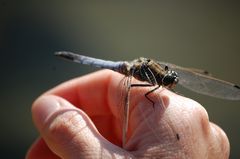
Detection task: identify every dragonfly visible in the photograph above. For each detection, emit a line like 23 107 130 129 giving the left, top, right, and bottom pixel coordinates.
55 51 240 146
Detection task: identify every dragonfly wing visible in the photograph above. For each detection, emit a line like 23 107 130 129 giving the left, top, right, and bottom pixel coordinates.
183 68 212 76
158 62 240 100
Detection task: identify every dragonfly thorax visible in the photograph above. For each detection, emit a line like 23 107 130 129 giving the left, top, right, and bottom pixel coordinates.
126 57 179 89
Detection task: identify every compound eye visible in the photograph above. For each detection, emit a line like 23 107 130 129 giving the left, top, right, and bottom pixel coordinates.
162 75 172 86
162 70 179 88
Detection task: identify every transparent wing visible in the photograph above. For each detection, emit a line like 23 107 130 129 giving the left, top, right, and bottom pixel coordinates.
158 62 240 100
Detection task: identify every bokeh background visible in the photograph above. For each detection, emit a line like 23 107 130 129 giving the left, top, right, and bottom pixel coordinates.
1 1 239 158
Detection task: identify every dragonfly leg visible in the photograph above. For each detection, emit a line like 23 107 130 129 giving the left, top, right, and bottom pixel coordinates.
131 84 160 108
144 85 160 108
131 83 153 87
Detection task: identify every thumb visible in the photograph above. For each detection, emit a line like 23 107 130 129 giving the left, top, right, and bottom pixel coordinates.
32 95 125 158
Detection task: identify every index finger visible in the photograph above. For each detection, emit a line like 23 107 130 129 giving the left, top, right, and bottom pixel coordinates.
44 70 124 117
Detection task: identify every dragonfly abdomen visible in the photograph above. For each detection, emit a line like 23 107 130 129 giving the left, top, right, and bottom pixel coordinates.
55 51 126 72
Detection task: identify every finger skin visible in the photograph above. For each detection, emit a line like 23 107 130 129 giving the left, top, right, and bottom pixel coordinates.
207 123 230 159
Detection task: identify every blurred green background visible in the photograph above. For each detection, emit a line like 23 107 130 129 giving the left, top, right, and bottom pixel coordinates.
1 1 239 158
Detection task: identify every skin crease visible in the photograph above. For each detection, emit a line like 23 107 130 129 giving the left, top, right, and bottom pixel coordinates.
26 70 230 159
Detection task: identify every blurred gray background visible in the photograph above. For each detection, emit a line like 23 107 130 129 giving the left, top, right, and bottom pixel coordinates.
1 1 239 158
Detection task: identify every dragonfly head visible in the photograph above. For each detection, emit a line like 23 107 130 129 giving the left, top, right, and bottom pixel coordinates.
162 70 179 89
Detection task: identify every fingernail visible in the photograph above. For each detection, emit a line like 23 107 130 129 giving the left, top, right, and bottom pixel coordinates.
32 96 61 129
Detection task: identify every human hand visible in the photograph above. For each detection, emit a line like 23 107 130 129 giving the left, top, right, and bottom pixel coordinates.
26 70 229 159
